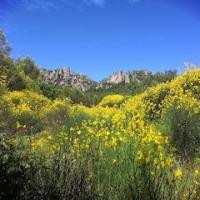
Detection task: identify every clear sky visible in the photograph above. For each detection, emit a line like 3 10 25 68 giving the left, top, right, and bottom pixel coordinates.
0 0 200 80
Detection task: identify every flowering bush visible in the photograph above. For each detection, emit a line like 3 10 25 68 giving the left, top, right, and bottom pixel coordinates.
98 94 125 107
0 91 71 134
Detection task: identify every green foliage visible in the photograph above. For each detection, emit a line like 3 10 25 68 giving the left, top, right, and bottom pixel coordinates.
0 134 29 199
61 87 85 104
0 84 7 95
7 72 27 91
15 57 40 80
163 97 200 160
38 81 62 100
7 71 41 92
0 133 95 200
0 57 40 92
0 53 14 88
23 155 95 200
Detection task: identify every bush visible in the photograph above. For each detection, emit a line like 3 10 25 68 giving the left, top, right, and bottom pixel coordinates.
0 134 29 199
7 73 27 91
15 57 40 80
38 81 62 100
42 98 71 131
23 155 95 200
171 68 200 100
162 95 200 160
99 94 125 107
0 133 96 200
0 91 51 134
143 83 170 121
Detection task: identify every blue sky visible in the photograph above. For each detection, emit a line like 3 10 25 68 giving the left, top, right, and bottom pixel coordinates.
0 0 200 80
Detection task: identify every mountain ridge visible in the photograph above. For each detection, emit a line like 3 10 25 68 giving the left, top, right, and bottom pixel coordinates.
40 67 151 91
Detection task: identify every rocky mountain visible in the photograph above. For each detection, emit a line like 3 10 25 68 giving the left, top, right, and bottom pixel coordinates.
40 67 96 92
102 70 150 84
40 67 151 91
98 70 151 89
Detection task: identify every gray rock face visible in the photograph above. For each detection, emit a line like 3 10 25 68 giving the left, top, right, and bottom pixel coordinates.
40 67 96 92
106 71 130 84
100 70 150 85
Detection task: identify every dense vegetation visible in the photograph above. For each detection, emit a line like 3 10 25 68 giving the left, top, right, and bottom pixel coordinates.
0 31 200 200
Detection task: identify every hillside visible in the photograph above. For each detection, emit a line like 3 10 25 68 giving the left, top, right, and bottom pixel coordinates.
0 66 200 199
0 31 200 200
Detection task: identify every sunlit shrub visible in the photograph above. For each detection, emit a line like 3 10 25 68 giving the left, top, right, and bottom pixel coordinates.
42 98 71 130
0 91 50 134
99 94 125 107
144 83 170 120
171 68 200 100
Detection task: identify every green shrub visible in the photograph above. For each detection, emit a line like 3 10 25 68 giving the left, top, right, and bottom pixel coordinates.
0 133 95 200
163 96 200 160
0 134 29 199
38 81 62 100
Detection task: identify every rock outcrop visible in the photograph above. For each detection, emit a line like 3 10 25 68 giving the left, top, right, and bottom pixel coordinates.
40 67 96 92
100 70 150 85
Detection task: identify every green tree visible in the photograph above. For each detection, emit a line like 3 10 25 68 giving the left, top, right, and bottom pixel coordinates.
61 87 85 104
0 31 14 88
16 57 40 80
7 73 27 91
38 81 62 100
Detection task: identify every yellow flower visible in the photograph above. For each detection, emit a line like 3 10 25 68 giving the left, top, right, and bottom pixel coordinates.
165 157 174 167
174 168 183 179
112 159 117 164
171 147 177 153
77 130 81 135
194 169 199 176
16 122 22 129
137 150 145 161
48 135 52 140
70 127 75 131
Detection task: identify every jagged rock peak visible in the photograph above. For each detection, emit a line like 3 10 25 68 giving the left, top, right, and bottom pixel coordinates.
40 67 96 92
106 70 130 84
103 70 151 84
